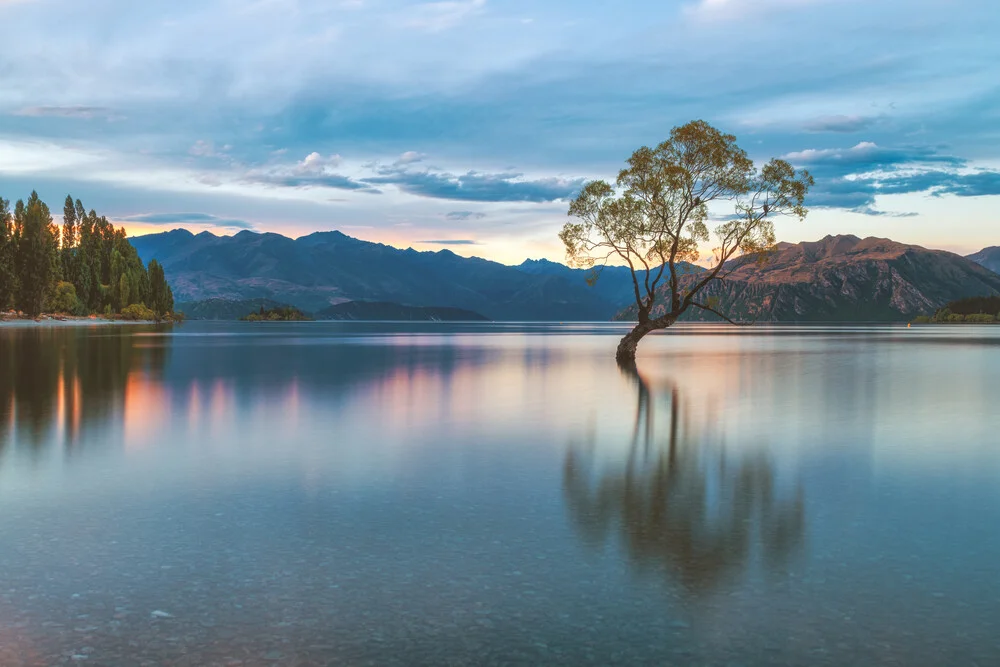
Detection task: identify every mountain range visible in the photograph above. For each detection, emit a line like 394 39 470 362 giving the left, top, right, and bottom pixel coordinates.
131 229 696 321
133 229 1000 323
617 235 1000 322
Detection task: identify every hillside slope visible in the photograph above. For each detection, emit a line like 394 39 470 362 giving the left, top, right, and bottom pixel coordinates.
967 246 1000 274
616 235 1000 322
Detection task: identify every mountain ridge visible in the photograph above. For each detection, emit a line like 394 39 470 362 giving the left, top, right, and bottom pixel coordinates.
967 246 1000 274
130 229 632 321
616 234 1000 322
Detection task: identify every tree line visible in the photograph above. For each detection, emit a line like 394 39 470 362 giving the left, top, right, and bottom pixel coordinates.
0 192 175 319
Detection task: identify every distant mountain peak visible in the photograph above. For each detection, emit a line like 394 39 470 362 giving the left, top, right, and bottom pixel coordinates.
968 246 1000 275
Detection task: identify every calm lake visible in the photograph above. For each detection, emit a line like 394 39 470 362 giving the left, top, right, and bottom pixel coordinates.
1 322 999 666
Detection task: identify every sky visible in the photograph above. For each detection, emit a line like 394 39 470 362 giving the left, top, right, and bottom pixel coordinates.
0 0 998 265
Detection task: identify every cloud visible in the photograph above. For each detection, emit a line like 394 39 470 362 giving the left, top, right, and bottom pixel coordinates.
445 211 487 220
417 239 479 245
395 151 426 165
246 172 379 191
122 212 254 230
784 142 963 170
242 152 378 192
364 166 586 202
189 140 230 158
14 106 121 120
790 141 1000 214
404 0 486 32
299 151 343 171
685 0 821 21
802 115 877 133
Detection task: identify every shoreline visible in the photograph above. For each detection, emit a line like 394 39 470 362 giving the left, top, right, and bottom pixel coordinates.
0 312 165 327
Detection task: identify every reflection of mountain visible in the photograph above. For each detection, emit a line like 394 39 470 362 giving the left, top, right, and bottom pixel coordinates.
563 367 805 594
0 326 169 453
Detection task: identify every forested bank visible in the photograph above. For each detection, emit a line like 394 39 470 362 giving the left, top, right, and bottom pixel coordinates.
0 192 177 320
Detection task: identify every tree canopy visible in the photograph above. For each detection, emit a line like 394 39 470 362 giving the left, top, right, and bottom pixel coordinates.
560 120 812 363
0 191 176 319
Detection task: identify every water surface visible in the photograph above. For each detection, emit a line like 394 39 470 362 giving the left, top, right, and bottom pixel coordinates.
2 322 999 666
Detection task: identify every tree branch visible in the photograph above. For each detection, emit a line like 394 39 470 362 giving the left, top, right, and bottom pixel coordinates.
689 301 752 326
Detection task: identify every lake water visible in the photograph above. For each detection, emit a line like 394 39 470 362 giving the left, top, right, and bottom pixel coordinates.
1 322 999 666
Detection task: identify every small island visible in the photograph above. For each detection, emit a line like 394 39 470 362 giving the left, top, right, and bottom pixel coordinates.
912 296 1000 324
241 305 312 322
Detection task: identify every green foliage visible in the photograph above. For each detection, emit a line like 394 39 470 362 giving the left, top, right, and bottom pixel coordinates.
241 305 312 321
147 258 174 317
0 197 16 309
47 281 85 315
0 190 180 320
120 303 155 321
917 296 1000 324
939 295 1000 317
16 192 57 316
561 120 812 329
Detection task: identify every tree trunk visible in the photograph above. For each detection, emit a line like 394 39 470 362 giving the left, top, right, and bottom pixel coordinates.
615 317 676 366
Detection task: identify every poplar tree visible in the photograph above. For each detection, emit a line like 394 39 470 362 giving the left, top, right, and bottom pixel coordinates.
0 198 14 309
15 192 57 316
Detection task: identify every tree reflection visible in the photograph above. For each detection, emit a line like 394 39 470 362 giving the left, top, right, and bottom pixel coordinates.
563 365 805 594
0 326 169 455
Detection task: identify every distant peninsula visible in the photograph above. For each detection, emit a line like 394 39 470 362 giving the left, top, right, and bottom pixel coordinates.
912 296 1000 324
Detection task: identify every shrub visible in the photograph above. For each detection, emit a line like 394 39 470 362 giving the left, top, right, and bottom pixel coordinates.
911 315 931 324
46 281 85 315
121 303 155 321
964 313 996 324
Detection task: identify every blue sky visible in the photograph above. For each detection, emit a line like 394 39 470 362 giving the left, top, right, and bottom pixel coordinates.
1 0 998 264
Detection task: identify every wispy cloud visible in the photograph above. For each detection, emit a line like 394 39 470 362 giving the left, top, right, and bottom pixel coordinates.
364 165 585 202
404 0 486 32
785 141 1000 214
802 115 877 133
394 151 426 165
417 239 480 245
14 106 121 120
445 211 486 220
685 0 823 21
121 212 254 230
241 152 379 192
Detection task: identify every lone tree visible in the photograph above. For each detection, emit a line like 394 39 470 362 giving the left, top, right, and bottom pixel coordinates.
560 120 812 365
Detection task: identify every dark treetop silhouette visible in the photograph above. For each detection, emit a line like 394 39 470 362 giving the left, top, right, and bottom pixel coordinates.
560 120 812 364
